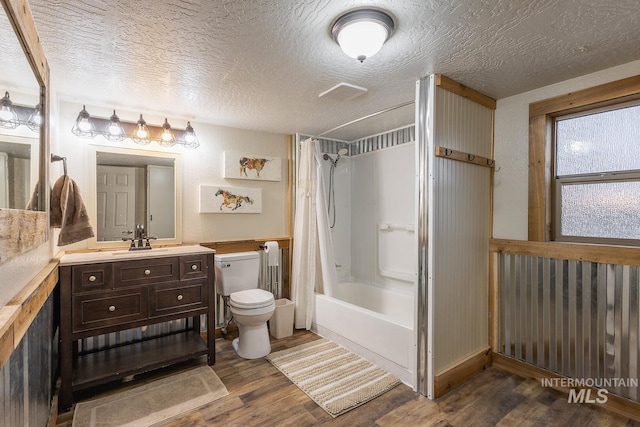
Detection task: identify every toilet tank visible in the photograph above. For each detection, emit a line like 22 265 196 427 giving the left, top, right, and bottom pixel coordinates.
215 251 260 296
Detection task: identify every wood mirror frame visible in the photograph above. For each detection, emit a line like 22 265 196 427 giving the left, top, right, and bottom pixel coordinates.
0 0 50 264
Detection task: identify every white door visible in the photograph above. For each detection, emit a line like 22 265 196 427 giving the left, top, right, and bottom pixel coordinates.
97 165 136 241
147 165 174 239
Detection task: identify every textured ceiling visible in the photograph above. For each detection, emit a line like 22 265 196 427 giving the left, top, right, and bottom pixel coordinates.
18 0 640 140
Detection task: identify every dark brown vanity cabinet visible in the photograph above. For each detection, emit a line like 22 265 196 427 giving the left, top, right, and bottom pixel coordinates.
58 248 215 412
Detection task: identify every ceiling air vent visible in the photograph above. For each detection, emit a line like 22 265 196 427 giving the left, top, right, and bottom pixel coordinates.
318 82 367 102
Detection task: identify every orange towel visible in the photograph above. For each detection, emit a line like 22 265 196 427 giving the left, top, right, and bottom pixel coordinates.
51 175 94 246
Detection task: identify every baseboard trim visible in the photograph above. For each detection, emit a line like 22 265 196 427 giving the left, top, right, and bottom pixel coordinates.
493 352 640 421
434 346 492 398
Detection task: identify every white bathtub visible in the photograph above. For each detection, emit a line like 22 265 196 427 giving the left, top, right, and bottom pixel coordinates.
311 281 415 387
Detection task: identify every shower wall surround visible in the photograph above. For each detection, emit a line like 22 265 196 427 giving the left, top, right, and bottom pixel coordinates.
315 125 416 289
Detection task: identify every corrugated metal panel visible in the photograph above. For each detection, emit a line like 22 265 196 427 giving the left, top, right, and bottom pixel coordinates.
351 125 415 155
301 126 415 157
79 319 190 353
431 86 493 374
0 293 54 426
498 254 640 401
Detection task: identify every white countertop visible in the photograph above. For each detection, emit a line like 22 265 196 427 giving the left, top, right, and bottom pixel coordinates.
59 245 215 266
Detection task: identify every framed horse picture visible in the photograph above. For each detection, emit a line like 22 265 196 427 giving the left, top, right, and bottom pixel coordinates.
223 151 281 181
199 185 262 213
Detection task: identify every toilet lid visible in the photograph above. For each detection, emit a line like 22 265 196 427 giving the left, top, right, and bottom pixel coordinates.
230 289 275 309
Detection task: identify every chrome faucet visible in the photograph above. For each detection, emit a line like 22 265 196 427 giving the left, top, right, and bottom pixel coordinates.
136 224 145 247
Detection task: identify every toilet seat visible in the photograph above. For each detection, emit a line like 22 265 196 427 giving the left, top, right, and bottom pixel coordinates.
230 289 274 309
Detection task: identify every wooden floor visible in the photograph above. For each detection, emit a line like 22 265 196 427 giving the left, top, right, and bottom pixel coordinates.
56 330 639 426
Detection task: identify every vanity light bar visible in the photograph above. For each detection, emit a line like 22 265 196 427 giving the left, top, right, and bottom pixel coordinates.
71 105 199 149
0 91 41 131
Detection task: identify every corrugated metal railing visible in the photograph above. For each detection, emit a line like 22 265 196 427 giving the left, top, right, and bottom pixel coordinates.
498 253 639 401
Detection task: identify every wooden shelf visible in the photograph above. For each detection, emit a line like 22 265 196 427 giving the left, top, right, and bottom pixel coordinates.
72 331 208 391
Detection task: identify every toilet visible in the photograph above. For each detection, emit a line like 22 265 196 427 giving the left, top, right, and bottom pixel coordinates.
215 251 275 359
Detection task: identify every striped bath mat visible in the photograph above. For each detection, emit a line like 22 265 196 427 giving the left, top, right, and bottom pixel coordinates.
266 338 400 417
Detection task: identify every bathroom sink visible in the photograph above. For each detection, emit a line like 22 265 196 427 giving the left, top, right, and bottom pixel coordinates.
110 248 170 256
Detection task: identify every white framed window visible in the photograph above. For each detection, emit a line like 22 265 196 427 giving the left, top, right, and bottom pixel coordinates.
553 102 640 244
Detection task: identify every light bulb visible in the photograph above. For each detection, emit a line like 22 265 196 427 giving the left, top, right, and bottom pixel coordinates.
78 118 91 132
72 105 94 137
109 122 122 136
108 111 122 135
0 91 18 127
184 121 196 143
105 110 125 141
158 118 175 146
0 107 13 122
132 114 151 144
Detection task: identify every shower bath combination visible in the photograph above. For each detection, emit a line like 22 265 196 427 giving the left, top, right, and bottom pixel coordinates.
323 148 348 229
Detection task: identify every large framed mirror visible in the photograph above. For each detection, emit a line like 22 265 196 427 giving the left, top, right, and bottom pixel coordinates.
87 145 182 249
0 0 49 264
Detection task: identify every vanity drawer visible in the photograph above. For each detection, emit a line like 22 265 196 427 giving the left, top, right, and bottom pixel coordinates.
149 281 208 317
72 263 113 293
114 257 180 287
180 254 209 280
72 288 149 332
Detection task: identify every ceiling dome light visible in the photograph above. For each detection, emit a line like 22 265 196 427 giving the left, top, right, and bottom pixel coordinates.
331 9 395 63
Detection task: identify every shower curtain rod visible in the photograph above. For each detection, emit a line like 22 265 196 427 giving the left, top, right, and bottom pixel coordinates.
313 100 415 139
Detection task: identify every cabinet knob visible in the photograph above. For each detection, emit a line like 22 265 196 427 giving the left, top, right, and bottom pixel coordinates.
177 294 184 301
144 269 151 276
88 275 96 282
191 264 198 271
108 305 116 312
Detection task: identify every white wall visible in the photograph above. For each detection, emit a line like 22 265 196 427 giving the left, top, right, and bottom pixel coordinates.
493 59 640 240
55 100 289 252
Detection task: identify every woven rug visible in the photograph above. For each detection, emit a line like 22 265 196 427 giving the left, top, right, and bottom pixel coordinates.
72 366 228 427
266 338 400 417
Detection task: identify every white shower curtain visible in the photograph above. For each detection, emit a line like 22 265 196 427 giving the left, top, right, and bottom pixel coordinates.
291 138 338 330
